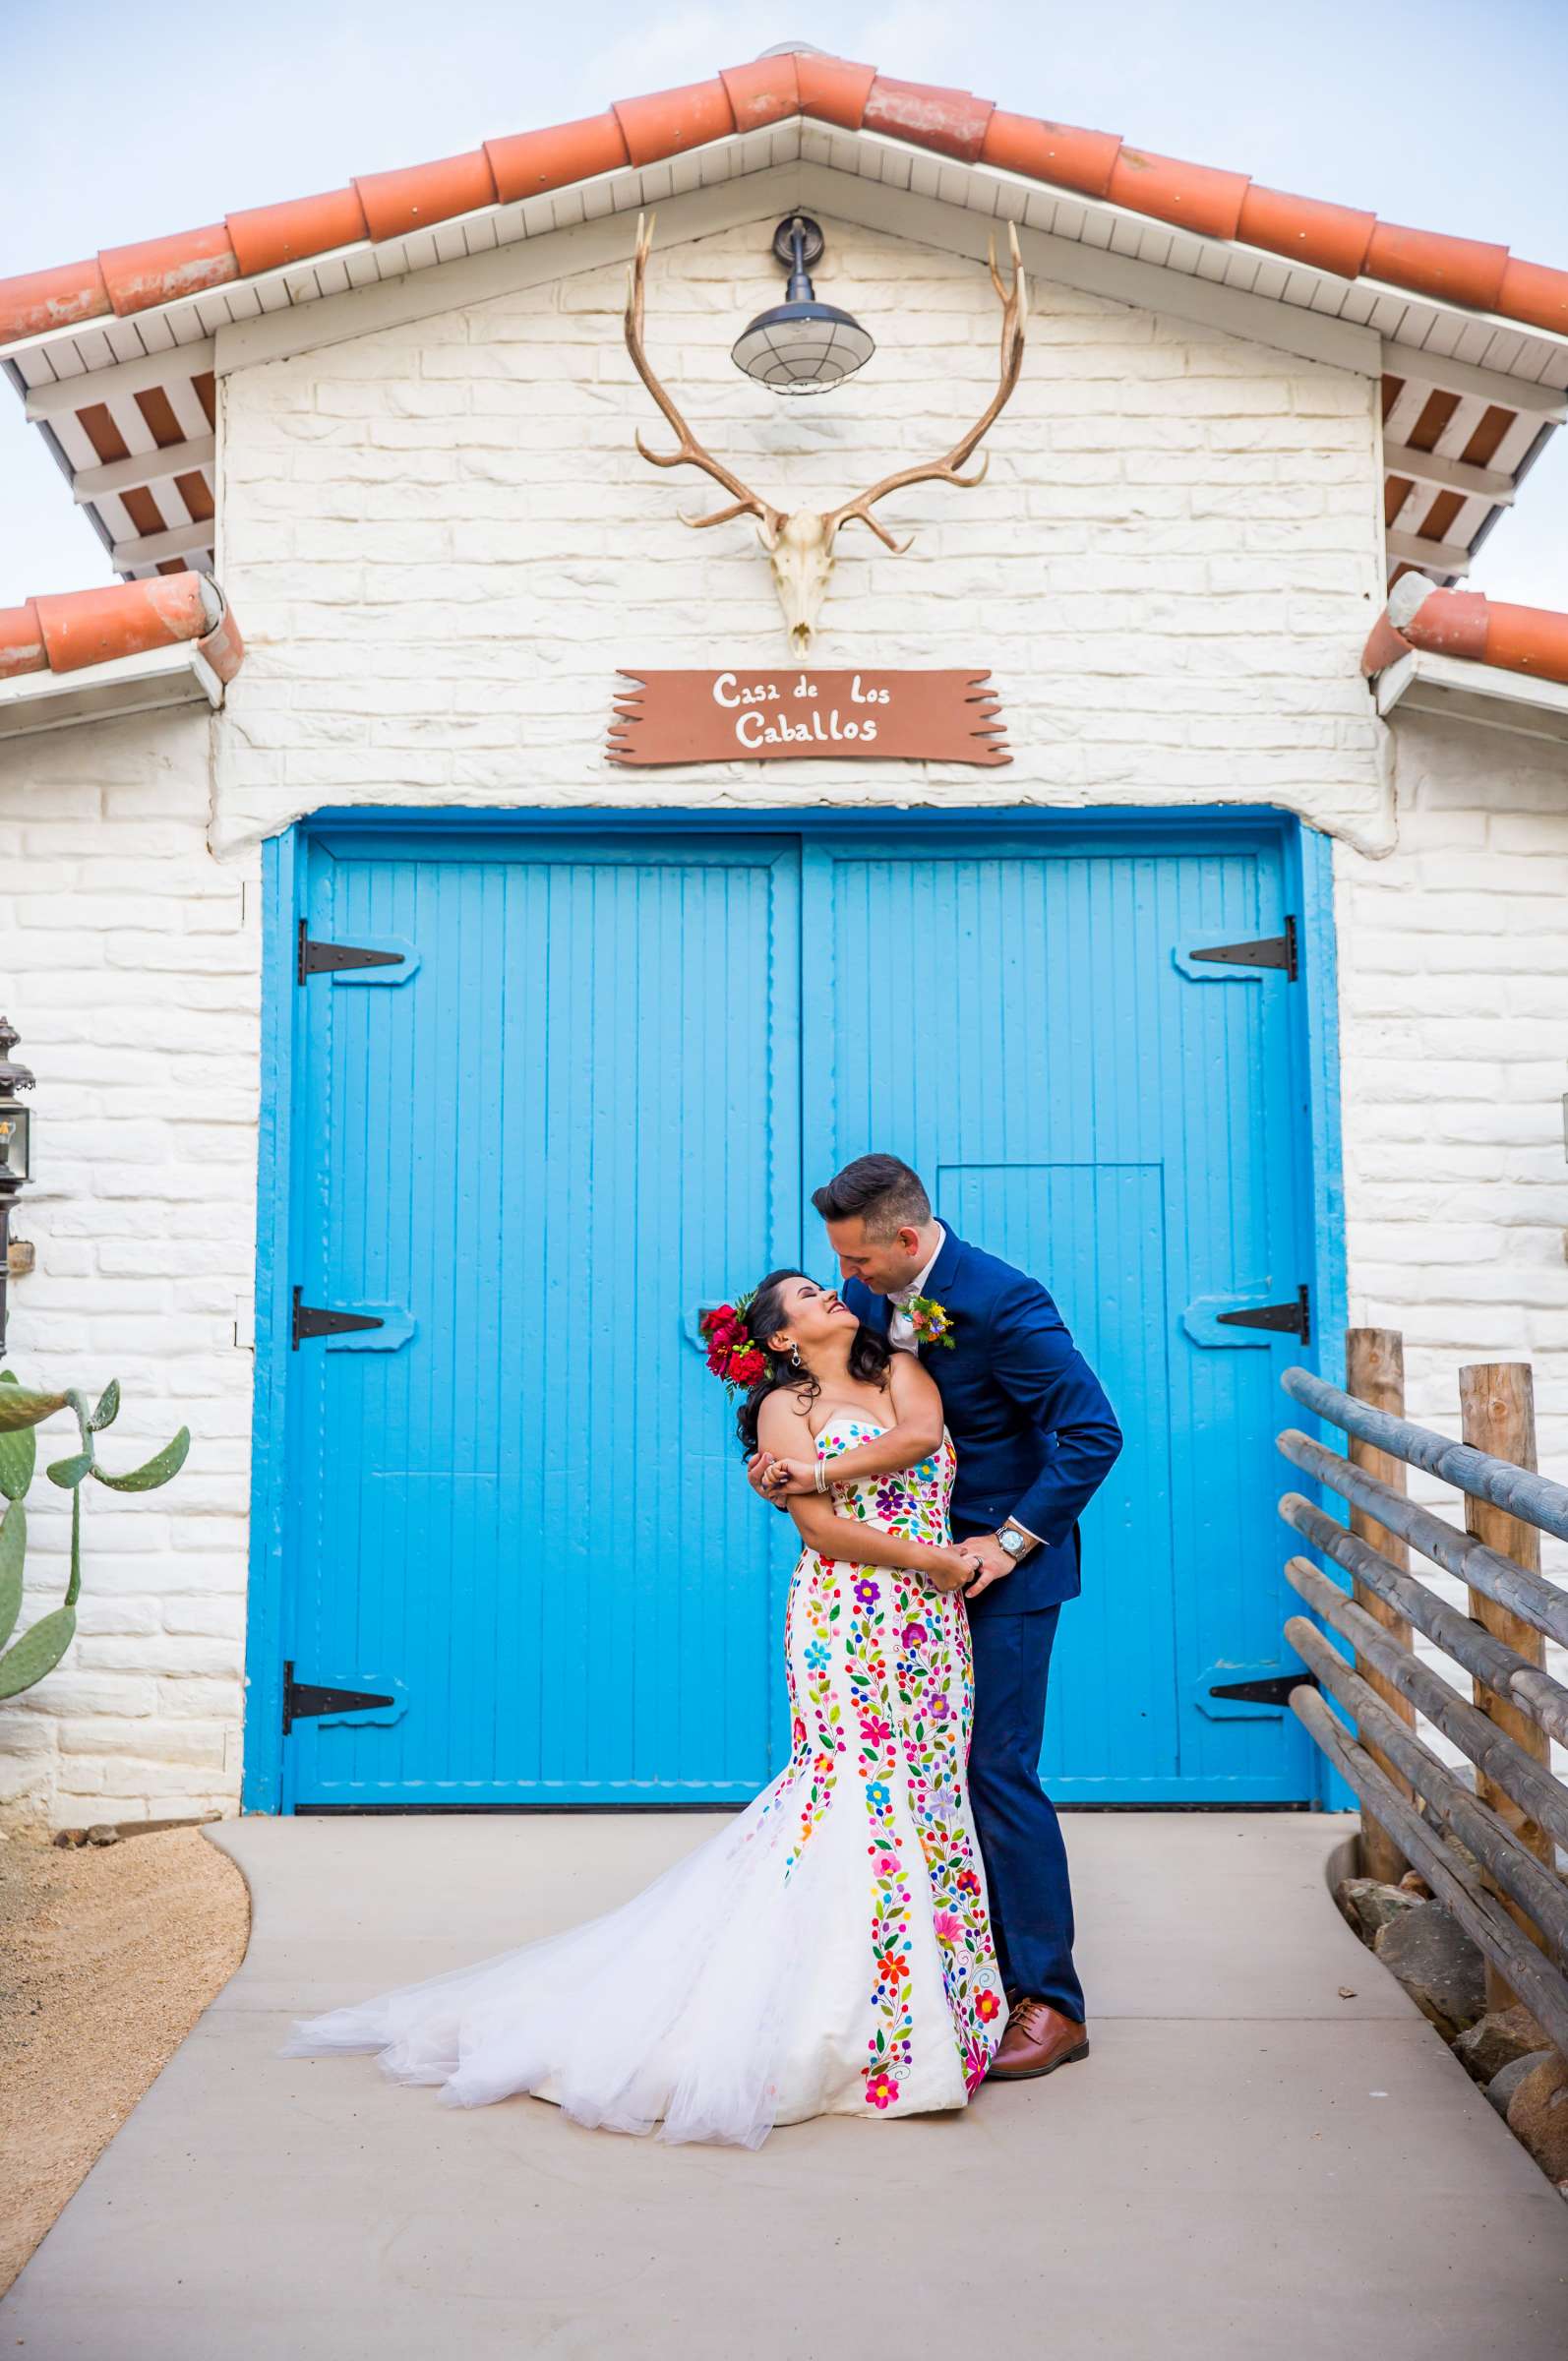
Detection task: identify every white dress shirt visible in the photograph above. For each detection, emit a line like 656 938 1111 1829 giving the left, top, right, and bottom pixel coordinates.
886 1225 946 1354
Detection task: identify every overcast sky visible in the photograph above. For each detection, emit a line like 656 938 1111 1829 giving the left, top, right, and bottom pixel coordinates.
4 0 1566 607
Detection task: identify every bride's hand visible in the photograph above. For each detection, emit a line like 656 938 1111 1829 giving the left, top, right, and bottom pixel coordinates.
928 1545 984 1596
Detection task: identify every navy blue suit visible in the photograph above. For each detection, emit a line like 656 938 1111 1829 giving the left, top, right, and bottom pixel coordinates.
844 1228 1122 2018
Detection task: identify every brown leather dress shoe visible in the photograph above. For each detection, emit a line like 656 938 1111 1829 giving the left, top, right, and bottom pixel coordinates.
988 1997 1090 2081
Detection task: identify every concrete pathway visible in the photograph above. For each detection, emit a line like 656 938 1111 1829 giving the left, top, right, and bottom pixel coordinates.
4 1811 1566 2359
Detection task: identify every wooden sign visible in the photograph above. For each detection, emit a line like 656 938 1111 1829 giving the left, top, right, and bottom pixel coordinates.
607 669 1010 767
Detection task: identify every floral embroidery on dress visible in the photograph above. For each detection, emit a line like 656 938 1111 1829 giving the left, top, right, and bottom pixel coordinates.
806 1413 1004 2108
885 1512 1002 2094
820 1498 912 2110
777 1555 845 1877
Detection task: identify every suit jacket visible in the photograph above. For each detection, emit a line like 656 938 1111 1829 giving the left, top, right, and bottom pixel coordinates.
843 1227 1122 1614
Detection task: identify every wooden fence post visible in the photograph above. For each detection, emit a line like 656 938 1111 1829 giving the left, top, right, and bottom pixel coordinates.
1459 1362 1554 2013
1346 1329 1416 1884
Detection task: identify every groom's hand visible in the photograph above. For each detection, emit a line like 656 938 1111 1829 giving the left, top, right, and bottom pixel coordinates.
760 1456 815 1497
960 1535 1017 1602
747 1451 791 1512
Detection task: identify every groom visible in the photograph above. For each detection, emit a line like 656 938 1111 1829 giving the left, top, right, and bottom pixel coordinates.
752 1154 1122 2081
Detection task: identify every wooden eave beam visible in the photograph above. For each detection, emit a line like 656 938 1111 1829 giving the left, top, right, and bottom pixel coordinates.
1381 441 1517 506
73 434 216 505
107 517 215 571
1385 526 1476 576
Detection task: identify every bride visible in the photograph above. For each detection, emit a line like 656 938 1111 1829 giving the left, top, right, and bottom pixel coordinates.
280 1270 1007 2147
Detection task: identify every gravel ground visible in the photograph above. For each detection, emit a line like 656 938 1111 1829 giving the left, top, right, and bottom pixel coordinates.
0 1820 251 2296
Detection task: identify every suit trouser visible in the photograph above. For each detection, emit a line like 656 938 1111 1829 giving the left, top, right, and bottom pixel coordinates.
965 1601 1086 2023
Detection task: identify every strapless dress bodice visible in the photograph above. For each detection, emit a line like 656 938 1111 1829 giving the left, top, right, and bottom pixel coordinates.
814 1414 955 1549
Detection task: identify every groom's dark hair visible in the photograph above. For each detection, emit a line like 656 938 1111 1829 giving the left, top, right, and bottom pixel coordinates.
812 1153 931 1239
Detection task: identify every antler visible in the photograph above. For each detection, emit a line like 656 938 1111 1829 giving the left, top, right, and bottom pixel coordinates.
624 213 785 543
822 220 1029 555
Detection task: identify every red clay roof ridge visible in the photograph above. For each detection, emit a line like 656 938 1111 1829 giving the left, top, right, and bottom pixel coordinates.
1361 583 1568 690
0 574 245 687
1 56 1565 349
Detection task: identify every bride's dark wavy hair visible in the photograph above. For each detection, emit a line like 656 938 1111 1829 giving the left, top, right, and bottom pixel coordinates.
734 1267 891 1457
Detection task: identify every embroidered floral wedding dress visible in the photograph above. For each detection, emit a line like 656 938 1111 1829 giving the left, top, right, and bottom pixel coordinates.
281 1414 1006 2147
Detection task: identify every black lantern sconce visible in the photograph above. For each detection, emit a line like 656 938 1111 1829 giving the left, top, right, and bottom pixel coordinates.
0 1017 34 1355
731 214 875 395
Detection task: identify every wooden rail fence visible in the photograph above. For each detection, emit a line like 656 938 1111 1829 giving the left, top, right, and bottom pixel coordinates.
1278 1331 1568 2052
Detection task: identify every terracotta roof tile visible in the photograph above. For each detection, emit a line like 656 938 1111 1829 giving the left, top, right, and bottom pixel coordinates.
0 258 110 344
612 77 735 168
225 185 369 279
1236 184 1374 280
99 224 241 318
2 52 1566 350
355 149 500 244
1107 148 1249 242
484 113 630 206
864 77 994 164
1362 221 1509 312
980 112 1120 199
719 54 801 132
0 604 46 680
794 53 875 131
1497 256 1568 337
0 574 244 687
1361 582 1568 690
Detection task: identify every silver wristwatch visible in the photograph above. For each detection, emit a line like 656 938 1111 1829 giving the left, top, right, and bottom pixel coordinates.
995 1523 1032 1562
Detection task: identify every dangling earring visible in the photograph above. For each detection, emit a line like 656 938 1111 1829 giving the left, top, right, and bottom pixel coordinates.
789 1343 803 1371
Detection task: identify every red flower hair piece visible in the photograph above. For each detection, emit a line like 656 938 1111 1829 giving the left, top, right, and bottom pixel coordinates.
700 1291 764 1394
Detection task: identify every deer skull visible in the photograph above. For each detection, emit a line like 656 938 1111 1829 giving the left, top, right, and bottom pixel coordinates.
757 511 839 655
624 214 1027 652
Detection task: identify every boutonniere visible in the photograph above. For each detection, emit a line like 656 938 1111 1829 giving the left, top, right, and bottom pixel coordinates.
907 1294 956 1349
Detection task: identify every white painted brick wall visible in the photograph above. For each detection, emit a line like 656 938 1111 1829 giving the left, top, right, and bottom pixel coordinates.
0 709 259 1823
1337 708 1568 1791
5 206 1562 1822
213 212 1390 855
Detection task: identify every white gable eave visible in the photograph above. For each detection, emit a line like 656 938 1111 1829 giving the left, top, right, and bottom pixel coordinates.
8 125 1567 595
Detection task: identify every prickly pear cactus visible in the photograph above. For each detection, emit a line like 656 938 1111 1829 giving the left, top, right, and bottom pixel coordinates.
0 1369 190 1702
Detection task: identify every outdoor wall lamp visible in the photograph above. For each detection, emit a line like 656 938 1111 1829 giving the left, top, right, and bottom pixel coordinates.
0 1016 34 1356
731 215 875 395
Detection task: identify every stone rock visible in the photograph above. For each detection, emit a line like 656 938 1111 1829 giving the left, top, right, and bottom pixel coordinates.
1373 1903 1487 2037
86 1822 120 1846
1336 1877 1424 1943
1398 1869 1434 1899
1488 2051 1553 2119
1413 1802 1487 1886
1453 2004 1553 2084
1507 2052 1568 2178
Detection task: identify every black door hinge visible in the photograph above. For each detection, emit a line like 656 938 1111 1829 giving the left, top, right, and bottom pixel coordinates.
1189 915 1298 981
297 920 406 983
281 1660 395 1736
1208 1669 1319 1707
291 1285 386 1350
1217 1284 1311 1345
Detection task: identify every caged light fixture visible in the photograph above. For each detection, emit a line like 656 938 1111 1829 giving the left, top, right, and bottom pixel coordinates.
730 215 875 395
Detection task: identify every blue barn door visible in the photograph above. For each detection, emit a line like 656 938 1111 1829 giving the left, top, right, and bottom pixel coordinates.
271 815 1321 1810
800 825 1316 1802
282 829 800 1805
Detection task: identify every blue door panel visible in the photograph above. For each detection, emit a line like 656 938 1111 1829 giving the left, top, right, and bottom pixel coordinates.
799 830 1314 1802
939 1160 1177 1793
286 836 800 1806
276 817 1316 1807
